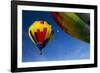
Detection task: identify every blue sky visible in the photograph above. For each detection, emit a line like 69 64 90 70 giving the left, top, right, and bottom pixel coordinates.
22 10 90 62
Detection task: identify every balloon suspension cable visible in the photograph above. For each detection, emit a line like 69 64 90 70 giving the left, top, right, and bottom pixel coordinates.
39 50 42 55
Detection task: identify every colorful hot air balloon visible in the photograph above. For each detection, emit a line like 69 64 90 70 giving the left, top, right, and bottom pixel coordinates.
52 12 90 43
28 20 53 55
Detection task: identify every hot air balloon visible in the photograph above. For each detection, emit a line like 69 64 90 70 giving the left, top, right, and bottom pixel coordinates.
52 12 90 43
28 20 53 55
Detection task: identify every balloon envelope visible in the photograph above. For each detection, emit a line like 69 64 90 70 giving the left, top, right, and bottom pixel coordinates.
52 12 90 43
28 20 53 52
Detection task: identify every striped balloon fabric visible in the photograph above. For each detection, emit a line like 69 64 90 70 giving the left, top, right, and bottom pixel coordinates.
52 12 90 43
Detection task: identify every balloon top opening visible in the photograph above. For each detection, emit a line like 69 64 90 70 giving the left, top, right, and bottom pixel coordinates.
40 20 44 24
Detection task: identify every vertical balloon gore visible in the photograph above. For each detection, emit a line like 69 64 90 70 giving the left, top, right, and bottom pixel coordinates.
28 20 53 55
